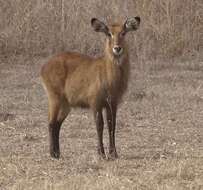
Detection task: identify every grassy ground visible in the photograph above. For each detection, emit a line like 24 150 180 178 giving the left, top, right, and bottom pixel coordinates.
0 55 202 190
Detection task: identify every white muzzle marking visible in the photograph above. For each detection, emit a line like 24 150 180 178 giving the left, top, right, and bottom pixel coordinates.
113 46 123 56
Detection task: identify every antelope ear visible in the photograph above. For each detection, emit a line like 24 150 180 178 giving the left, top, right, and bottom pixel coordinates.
124 17 141 32
91 18 109 35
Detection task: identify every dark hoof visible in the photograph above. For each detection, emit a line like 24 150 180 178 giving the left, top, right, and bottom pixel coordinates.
99 153 107 160
98 149 107 160
50 151 60 159
108 151 118 160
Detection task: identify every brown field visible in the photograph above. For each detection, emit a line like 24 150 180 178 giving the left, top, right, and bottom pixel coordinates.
0 55 202 190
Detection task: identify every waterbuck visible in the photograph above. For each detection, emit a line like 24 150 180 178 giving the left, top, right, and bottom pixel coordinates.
41 17 141 159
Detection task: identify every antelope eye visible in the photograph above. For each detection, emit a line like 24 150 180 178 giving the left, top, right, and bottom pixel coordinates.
119 31 125 37
107 32 113 38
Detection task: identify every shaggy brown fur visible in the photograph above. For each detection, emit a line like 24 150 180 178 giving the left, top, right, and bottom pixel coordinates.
41 17 140 159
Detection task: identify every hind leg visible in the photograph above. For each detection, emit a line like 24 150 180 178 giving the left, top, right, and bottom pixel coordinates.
48 95 70 159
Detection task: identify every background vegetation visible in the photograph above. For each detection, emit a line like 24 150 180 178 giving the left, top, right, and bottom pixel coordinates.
0 0 202 61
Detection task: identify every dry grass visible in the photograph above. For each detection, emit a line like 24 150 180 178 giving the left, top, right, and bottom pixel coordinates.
0 0 202 61
0 56 202 190
0 1 203 189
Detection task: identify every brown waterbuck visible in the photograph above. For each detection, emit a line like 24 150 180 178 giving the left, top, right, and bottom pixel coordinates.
41 17 141 159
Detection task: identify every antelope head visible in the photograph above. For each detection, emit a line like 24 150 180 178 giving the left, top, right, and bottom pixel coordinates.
91 17 141 59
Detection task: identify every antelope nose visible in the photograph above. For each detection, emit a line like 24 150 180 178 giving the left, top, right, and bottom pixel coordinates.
113 46 123 55
113 46 121 52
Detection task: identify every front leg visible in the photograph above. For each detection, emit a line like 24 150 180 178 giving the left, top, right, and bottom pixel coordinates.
94 109 106 159
106 101 118 159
